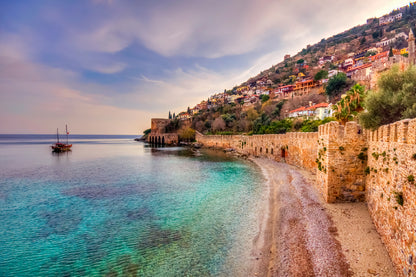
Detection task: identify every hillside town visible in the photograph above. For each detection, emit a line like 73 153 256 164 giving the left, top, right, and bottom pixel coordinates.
171 4 416 126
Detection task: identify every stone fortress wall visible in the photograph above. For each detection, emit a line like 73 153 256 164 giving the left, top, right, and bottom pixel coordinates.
365 119 416 277
195 118 416 277
147 118 179 145
195 132 318 172
316 121 368 203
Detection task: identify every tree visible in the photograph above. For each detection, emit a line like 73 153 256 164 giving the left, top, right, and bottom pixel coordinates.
179 127 196 142
332 83 366 125
253 113 271 134
165 118 180 132
212 117 226 132
261 94 270 103
272 101 286 118
314 70 328 81
168 111 172 119
143 128 151 135
296 58 304 64
265 119 292 134
389 47 394 57
372 29 382 39
359 65 416 129
246 108 259 121
325 72 349 98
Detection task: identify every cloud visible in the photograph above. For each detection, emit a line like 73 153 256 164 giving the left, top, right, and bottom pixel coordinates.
1 0 411 134
66 0 410 59
73 24 132 54
0 39 153 134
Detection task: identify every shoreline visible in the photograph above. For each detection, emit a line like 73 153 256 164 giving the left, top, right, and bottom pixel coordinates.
248 157 396 277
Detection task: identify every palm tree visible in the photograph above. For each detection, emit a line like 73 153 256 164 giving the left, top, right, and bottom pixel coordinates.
332 84 366 125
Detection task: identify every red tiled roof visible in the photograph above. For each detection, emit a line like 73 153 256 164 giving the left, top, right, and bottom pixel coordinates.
347 63 372 72
278 85 294 88
371 51 389 61
289 103 330 113
307 102 329 110
289 106 307 113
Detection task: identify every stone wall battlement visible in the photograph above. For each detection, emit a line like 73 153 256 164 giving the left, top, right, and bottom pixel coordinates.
318 120 364 140
365 118 416 144
195 119 416 276
365 118 416 277
196 131 318 172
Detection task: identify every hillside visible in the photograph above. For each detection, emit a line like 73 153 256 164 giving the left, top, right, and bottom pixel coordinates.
165 2 416 137
246 4 416 87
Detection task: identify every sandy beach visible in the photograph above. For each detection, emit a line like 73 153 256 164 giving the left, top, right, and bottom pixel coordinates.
250 158 396 277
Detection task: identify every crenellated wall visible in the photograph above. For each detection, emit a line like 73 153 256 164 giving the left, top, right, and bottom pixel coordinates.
195 131 318 173
316 121 368 203
196 119 416 276
365 118 416 277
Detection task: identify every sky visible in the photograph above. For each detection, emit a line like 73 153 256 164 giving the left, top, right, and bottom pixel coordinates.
0 0 410 134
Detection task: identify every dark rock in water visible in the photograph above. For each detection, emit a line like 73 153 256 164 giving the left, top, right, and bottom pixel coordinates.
38 207 83 236
116 255 140 276
126 207 153 220
223 148 235 152
191 142 203 149
105 269 118 277
236 153 249 159
136 227 183 249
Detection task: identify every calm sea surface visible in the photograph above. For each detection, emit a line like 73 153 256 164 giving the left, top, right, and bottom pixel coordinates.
0 135 265 276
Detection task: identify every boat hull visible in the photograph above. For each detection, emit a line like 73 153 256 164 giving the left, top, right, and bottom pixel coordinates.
51 143 72 152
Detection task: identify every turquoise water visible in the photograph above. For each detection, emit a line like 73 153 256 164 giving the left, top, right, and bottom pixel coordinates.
0 135 265 276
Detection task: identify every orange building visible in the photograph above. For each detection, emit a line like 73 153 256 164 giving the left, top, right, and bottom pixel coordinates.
293 79 319 96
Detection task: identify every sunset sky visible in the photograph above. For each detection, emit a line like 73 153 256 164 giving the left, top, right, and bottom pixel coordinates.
0 0 410 134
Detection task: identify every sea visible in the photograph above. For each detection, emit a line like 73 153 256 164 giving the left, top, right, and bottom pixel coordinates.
0 134 266 276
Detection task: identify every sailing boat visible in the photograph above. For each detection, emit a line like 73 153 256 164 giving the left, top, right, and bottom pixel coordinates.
51 125 72 152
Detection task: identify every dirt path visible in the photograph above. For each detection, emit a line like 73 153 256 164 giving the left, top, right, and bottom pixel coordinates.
250 158 395 277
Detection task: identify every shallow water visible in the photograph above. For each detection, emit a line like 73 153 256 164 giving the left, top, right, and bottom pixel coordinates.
0 135 265 276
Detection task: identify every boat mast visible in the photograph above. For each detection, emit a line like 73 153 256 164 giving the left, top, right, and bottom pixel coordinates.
66 124 69 144
56 128 60 143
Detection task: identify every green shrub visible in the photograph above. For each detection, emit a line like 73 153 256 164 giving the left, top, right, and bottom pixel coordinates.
326 72 349 97
359 65 416 130
357 152 367 161
393 191 404 206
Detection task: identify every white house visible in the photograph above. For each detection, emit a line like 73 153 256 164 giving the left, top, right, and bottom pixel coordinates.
313 103 332 120
344 58 354 67
328 70 339 78
379 13 402 25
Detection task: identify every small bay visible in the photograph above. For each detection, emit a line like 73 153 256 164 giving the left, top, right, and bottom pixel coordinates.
0 135 265 276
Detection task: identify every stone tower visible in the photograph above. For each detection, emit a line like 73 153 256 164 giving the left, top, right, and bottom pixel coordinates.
408 28 415 65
